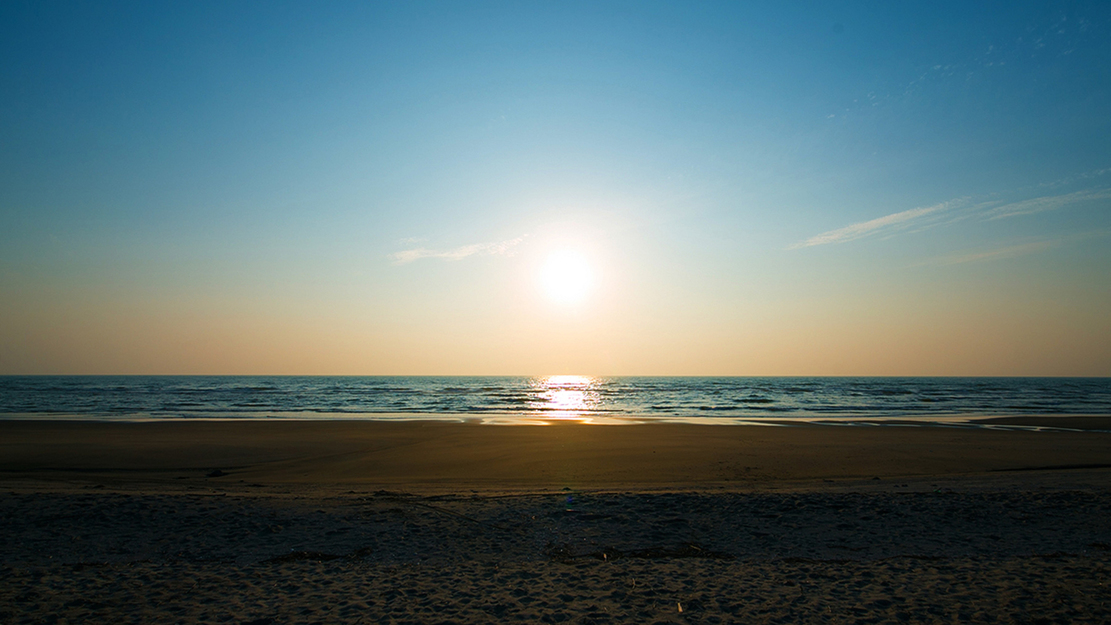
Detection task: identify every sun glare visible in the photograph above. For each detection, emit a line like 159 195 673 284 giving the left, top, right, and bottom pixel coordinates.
530 375 599 417
539 250 594 305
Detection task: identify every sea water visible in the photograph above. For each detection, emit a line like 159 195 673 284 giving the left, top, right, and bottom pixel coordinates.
0 376 1108 424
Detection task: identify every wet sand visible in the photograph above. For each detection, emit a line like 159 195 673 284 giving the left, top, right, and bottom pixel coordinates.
2 418 1111 492
2 419 1110 623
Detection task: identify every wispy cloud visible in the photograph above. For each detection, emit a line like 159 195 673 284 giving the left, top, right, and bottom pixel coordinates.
789 200 961 248
983 188 1111 220
792 185 1111 249
925 240 1057 266
1036 167 1111 190
389 236 527 265
920 229 1111 266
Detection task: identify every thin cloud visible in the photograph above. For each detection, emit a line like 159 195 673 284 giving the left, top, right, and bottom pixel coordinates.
792 185 1111 249
789 200 960 249
926 240 1057 266
918 230 1111 267
1036 167 1111 189
390 236 526 265
984 188 1111 220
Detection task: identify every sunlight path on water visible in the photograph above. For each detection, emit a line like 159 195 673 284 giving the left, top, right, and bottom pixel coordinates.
1 376 1109 427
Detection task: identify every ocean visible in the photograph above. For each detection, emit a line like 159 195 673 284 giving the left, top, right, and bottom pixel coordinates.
1 376 1109 424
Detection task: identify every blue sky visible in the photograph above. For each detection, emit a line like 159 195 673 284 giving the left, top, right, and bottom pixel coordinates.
1 1 1109 374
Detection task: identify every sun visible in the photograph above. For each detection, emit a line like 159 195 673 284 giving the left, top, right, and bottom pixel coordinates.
539 250 595 305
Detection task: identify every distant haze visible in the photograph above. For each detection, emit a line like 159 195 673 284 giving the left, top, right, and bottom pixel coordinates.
1 2 1109 375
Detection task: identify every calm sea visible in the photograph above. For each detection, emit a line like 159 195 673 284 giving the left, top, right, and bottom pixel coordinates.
1 376 1109 424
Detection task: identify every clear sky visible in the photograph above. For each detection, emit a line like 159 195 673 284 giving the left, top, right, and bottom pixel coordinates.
1 1 1109 376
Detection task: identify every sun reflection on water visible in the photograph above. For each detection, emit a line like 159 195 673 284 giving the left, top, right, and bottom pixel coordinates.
530 375 601 420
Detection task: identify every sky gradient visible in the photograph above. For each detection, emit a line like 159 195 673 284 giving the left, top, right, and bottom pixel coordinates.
2 1 1109 375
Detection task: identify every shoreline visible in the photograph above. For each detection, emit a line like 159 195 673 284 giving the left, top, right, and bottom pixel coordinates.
2 411 1110 428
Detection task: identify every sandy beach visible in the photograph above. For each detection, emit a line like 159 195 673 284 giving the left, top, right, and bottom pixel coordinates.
3 419 1111 623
